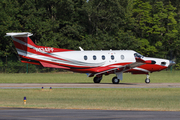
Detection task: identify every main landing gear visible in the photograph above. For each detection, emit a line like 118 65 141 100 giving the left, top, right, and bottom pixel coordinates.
93 76 120 84
93 74 150 84
112 77 120 84
93 76 102 83
145 74 150 84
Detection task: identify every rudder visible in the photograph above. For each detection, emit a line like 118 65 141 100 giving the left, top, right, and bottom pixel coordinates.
6 32 36 56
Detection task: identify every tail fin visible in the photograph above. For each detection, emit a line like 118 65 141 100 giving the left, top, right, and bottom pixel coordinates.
6 32 36 57
6 32 73 56
6 32 73 66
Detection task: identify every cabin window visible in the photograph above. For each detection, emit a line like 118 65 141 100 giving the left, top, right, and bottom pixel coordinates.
111 55 114 60
102 55 105 60
84 55 88 60
121 55 124 60
93 55 97 60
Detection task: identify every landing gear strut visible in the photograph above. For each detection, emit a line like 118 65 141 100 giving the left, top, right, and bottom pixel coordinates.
93 77 102 83
112 77 120 84
145 74 150 84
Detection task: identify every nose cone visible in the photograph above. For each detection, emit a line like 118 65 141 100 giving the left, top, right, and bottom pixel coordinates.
169 60 176 67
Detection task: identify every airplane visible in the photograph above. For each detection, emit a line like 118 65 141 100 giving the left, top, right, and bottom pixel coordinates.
6 32 176 84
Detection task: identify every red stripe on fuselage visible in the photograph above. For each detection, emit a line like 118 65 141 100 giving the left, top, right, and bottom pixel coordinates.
20 55 93 70
68 62 132 73
12 40 71 62
20 54 133 73
137 64 167 72
126 64 167 73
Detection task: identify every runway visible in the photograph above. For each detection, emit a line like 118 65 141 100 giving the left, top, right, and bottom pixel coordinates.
0 83 180 89
0 108 180 120
1 83 180 119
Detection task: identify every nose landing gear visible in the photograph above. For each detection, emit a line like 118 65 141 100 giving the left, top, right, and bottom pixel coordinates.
145 74 150 84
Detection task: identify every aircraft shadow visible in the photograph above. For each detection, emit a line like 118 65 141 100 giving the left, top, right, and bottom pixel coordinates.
60 83 137 85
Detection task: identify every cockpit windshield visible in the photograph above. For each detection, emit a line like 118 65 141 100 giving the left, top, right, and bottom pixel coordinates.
134 53 144 58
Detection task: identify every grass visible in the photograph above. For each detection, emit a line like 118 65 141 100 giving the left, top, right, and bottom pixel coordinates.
0 88 180 111
0 70 180 111
0 70 179 83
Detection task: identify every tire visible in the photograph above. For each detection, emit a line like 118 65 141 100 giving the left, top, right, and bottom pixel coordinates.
112 77 120 84
93 77 102 83
145 78 150 84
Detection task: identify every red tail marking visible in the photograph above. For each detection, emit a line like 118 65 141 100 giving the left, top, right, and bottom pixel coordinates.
15 37 36 46
14 37 73 53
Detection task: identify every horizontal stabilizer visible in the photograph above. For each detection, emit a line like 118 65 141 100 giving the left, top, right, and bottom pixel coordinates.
5 32 33 37
21 60 41 66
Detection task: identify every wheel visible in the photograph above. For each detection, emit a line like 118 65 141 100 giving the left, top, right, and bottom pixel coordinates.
112 77 120 84
145 78 150 84
93 77 102 83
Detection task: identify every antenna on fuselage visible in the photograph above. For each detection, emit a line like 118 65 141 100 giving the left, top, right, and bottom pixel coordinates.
79 47 84 51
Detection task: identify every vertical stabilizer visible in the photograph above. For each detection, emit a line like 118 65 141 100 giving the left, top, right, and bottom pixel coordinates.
6 32 35 57
6 32 74 66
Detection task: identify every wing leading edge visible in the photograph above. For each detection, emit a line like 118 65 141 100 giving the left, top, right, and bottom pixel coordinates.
89 57 156 80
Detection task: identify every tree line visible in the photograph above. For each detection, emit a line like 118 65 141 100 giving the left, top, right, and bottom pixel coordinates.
0 0 179 72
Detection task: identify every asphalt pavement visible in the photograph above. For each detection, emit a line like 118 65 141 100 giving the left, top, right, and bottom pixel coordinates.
1 83 180 89
1 83 180 120
0 108 180 120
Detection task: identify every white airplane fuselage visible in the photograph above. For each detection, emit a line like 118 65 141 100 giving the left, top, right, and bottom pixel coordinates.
6 32 175 84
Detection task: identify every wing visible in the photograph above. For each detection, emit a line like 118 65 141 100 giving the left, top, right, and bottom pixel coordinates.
88 57 156 79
